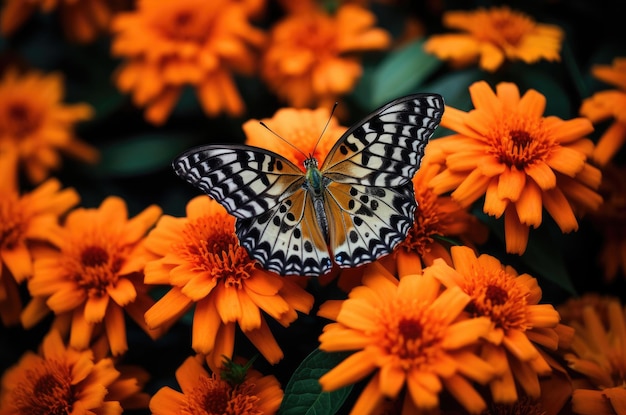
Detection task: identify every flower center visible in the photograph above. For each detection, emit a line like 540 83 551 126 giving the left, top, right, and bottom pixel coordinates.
402 188 442 255
10 360 75 415
0 101 42 138
488 115 554 170
0 192 27 250
157 6 217 44
176 213 255 288
489 12 534 47
184 374 262 415
292 15 338 59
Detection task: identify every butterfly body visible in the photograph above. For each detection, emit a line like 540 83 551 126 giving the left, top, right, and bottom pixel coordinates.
173 94 444 276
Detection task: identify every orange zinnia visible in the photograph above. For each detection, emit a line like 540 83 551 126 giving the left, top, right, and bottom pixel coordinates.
0 0 124 43
21 196 163 356
423 6 564 72
427 81 603 254
150 355 283 415
425 245 574 403
579 57 626 166
0 177 79 326
142 195 314 372
0 329 149 414
0 68 97 184
318 266 495 414
261 4 390 109
111 0 266 125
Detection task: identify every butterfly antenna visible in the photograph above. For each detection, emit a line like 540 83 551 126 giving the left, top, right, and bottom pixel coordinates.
312 101 339 157
259 121 308 160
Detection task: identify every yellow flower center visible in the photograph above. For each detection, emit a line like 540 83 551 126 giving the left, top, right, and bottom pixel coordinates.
377 299 446 369
487 114 554 170
0 192 27 250
0 100 42 139
484 9 535 48
464 267 529 332
183 374 262 415
10 359 75 415
175 213 255 288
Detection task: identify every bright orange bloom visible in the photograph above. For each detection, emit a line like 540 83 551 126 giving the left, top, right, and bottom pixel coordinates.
425 245 574 403
0 177 79 326
142 195 314 372
558 295 626 415
21 196 163 356
0 0 125 43
150 355 282 415
0 68 97 184
427 81 603 254
111 0 266 125
318 265 496 414
424 6 563 72
580 57 626 166
0 329 149 414
261 4 391 109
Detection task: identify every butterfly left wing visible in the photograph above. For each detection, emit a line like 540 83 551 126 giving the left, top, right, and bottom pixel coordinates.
324 181 416 268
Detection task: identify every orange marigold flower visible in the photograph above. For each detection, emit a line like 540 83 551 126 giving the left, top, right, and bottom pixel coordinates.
317 265 496 414
150 355 282 415
424 245 574 403
261 4 391 109
0 0 125 43
0 68 97 184
0 178 79 326
21 196 163 356
111 0 266 125
0 329 149 414
558 296 626 415
579 57 626 166
423 6 564 72
142 195 314 372
427 81 603 254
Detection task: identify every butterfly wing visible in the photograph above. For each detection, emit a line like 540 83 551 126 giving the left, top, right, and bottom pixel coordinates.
172 144 332 276
320 93 444 266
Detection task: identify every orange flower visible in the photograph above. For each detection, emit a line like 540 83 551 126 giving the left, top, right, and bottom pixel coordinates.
0 68 97 184
111 0 266 125
0 329 149 414
261 4 390 109
424 245 574 403
243 106 348 170
142 195 314 371
0 177 79 326
579 57 626 166
150 355 282 415
427 81 603 254
424 6 564 72
317 265 496 414
0 0 125 43
558 295 626 415
21 196 163 356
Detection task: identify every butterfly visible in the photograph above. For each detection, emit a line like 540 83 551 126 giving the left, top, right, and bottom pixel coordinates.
173 94 444 276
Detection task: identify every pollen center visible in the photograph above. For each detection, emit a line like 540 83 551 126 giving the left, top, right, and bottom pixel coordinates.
0 192 27 250
11 360 74 415
185 375 262 415
489 115 554 170
1 101 42 138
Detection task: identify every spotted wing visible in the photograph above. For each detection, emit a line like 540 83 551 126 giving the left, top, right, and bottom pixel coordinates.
321 93 444 187
324 181 416 268
172 145 305 219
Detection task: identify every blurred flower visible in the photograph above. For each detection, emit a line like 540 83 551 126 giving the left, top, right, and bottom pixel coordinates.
0 178 78 326
142 195 314 372
427 81 603 254
559 296 626 415
0 329 149 414
318 266 495 414
579 57 626 166
425 245 573 403
424 6 563 72
261 4 391 109
0 0 127 43
0 68 97 184
243 106 347 170
21 197 163 356
111 0 266 125
150 355 282 415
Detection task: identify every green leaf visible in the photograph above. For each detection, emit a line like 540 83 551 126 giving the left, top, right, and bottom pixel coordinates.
97 133 198 177
370 39 442 107
279 349 352 415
